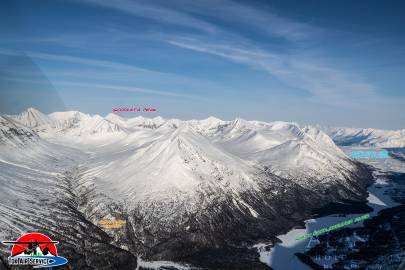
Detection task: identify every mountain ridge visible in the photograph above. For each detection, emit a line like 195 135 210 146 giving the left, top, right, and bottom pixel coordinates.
0 107 375 269
323 126 405 147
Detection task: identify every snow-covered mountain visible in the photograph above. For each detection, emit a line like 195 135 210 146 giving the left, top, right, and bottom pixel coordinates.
1 108 374 269
324 126 405 147
9 108 125 138
0 115 39 147
8 107 53 128
105 113 166 130
0 113 137 270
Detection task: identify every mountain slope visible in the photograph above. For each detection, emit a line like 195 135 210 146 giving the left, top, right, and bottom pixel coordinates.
0 115 39 147
0 116 137 270
324 126 405 147
0 108 374 269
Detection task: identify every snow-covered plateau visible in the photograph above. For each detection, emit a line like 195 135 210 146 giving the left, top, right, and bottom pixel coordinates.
0 108 386 270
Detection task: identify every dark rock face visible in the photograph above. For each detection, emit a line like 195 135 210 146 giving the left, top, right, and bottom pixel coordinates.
49 169 138 270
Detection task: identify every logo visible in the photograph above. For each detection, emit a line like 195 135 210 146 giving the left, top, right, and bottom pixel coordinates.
2 232 68 268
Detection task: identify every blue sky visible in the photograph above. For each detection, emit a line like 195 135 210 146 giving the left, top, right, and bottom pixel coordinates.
0 0 404 128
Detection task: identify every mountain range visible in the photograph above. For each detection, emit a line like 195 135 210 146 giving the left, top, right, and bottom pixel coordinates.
0 108 390 269
323 126 405 148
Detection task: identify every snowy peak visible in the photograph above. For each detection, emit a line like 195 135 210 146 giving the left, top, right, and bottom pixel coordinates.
48 110 91 124
187 117 226 134
127 116 166 129
192 116 224 126
4 109 360 182
105 113 126 125
51 112 124 136
95 123 258 201
106 113 167 130
10 107 52 128
91 118 122 134
204 116 222 122
303 126 346 156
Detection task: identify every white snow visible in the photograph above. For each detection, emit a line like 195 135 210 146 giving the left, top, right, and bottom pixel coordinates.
3 108 405 269
4 108 364 206
136 257 197 270
323 126 405 147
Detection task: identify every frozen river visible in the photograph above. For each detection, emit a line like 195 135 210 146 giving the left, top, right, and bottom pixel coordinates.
259 147 404 270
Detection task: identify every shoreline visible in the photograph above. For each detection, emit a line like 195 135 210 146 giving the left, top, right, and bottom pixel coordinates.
258 149 403 270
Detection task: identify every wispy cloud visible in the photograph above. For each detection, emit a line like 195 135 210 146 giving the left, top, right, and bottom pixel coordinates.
53 81 203 100
1 74 203 100
79 0 319 42
0 48 207 100
74 0 371 106
9 49 216 86
173 0 320 41
80 0 217 33
169 39 377 106
0 49 157 74
5 0 402 124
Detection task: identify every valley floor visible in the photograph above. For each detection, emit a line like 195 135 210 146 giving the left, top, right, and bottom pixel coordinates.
258 147 405 270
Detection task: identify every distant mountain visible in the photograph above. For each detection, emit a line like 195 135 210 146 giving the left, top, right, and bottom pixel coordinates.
323 126 405 147
8 107 52 128
105 113 166 130
9 108 124 137
0 108 374 269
